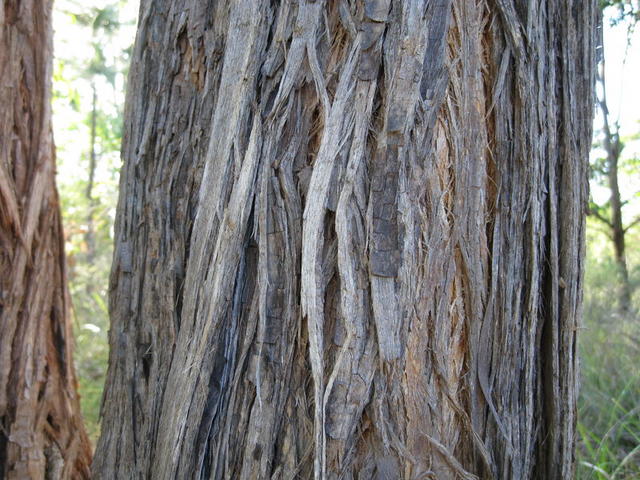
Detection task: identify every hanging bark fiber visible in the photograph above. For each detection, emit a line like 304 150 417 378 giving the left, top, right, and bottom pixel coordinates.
95 1 596 479
0 1 92 478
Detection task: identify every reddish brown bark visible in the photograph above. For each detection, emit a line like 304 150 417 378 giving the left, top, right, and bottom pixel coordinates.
0 1 92 478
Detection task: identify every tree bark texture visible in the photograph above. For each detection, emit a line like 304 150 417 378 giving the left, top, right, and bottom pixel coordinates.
95 1 596 479
0 1 92 478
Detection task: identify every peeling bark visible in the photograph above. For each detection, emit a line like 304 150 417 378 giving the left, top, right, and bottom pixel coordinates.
95 1 596 479
0 1 92 478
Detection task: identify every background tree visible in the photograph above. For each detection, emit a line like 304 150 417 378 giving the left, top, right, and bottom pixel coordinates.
80 5 120 264
577 2 640 478
52 0 137 441
0 0 91 477
589 0 640 314
95 1 596 479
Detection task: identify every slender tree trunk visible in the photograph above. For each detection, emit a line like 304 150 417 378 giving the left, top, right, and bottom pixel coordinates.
0 1 92 478
607 150 632 313
86 83 98 265
595 17 632 314
95 1 596 479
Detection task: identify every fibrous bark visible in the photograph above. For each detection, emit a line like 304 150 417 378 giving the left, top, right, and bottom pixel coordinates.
95 1 596 479
0 0 92 478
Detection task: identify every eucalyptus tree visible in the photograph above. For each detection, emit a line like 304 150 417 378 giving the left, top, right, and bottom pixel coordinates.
95 1 597 479
0 1 91 477
590 0 640 314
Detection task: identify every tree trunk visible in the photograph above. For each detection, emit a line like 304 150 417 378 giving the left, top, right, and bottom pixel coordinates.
95 1 596 479
595 15 632 314
86 83 98 265
0 1 92 478
607 147 632 313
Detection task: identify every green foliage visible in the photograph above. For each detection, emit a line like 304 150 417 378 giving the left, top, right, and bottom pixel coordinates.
576 222 640 480
579 3 640 476
590 124 639 236
53 0 137 443
600 0 640 24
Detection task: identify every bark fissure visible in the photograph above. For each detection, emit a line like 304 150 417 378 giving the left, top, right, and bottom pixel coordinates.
95 1 596 478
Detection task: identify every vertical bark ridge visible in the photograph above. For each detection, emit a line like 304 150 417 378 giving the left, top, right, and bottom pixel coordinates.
95 1 596 478
0 0 92 478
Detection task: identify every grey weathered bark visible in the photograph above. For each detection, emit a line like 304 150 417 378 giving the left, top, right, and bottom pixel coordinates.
95 1 596 479
0 0 92 478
